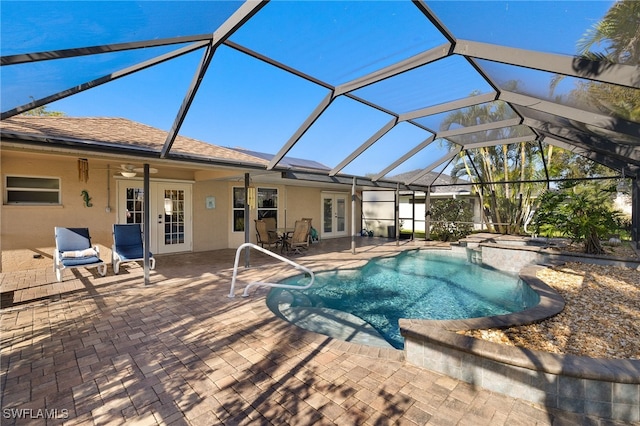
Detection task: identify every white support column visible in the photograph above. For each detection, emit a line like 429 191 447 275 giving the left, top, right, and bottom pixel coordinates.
395 183 400 246
244 173 251 268
351 177 356 254
143 164 150 285
425 187 432 241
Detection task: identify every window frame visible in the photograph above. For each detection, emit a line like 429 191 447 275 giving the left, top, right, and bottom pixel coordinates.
4 175 61 205
257 187 278 223
232 187 247 232
232 186 279 232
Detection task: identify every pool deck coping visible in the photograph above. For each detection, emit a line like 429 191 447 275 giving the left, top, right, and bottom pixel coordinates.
400 264 640 384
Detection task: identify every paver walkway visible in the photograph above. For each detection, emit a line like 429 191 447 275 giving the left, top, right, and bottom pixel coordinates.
1 238 631 425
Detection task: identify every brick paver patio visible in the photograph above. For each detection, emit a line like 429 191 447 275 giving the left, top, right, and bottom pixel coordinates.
1 238 630 425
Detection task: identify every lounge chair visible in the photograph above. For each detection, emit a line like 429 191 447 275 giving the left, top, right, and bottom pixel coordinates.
255 219 281 250
112 223 155 274
54 227 107 282
285 220 310 255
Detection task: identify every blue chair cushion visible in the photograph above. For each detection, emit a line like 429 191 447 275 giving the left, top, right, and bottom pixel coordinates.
114 224 142 246
116 245 147 260
113 224 152 261
56 227 92 252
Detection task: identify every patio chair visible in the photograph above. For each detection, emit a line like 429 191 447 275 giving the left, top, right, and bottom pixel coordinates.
263 217 277 232
54 227 107 282
255 219 281 250
285 220 310 255
301 217 318 243
112 224 155 274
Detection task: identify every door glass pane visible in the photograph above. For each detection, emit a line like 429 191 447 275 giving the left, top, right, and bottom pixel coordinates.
125 188 144 224
323 198 333 233
164 189 185 245
337 198 346 232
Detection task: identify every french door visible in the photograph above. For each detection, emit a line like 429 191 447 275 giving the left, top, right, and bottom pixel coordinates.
321 193 348 238
117 181 192 254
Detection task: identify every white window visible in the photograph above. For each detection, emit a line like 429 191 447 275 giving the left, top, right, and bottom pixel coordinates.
232 187 247 232
5 176 61 204
257 187 278 223
232 187 278 232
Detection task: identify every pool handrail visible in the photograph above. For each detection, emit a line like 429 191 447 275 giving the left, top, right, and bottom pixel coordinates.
229 242 315 298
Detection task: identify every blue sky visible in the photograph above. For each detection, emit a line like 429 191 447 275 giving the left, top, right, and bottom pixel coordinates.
2 1 616 177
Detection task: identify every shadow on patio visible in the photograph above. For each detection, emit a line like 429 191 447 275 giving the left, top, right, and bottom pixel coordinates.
1 237 622 425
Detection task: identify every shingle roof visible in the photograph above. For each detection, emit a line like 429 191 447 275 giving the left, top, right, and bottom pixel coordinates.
0 116 268 166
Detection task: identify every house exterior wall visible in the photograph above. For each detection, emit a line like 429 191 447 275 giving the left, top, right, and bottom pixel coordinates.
227 183 355 250
1 149 234 261
2 151 117 250
285 185 323 231
1 147 361 273
192 180 230 252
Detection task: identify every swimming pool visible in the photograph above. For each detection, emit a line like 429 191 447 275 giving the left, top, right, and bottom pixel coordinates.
267 250 540 349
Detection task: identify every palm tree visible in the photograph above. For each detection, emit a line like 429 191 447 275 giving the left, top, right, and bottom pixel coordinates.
576 0 639 65
550 0 640 121
440 95 543 234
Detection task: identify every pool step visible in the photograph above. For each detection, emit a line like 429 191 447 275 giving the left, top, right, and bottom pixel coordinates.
278 304 395 349
467 248 482 264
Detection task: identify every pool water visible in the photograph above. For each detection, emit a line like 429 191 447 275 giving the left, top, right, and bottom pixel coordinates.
268 250 540 349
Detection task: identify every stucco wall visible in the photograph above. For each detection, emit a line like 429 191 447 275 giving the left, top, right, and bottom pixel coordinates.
192 180 230 252
2 151 117 250
1 150 212 254
284 185 323 231
2 149 361 261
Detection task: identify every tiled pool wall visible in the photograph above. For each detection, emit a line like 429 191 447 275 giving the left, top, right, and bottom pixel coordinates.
402 247 640 422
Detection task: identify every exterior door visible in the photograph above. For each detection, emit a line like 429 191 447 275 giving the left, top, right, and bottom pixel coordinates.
117 180 192 254
321 193 348 238
157 183 191 254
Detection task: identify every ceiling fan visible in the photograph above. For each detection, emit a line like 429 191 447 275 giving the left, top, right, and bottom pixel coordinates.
118 164 158 178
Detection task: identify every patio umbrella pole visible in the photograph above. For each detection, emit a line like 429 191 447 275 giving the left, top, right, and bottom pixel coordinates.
143 164 150 285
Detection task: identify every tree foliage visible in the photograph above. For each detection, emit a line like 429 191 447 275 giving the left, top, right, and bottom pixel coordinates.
19 104 65 117
532 181 624 254
430 198 473 242
441 92 543 234
551 0 640 121
576 0 639 65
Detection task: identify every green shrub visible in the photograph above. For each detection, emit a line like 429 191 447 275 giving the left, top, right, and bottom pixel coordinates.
430 198 473 242
532 183 624 254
